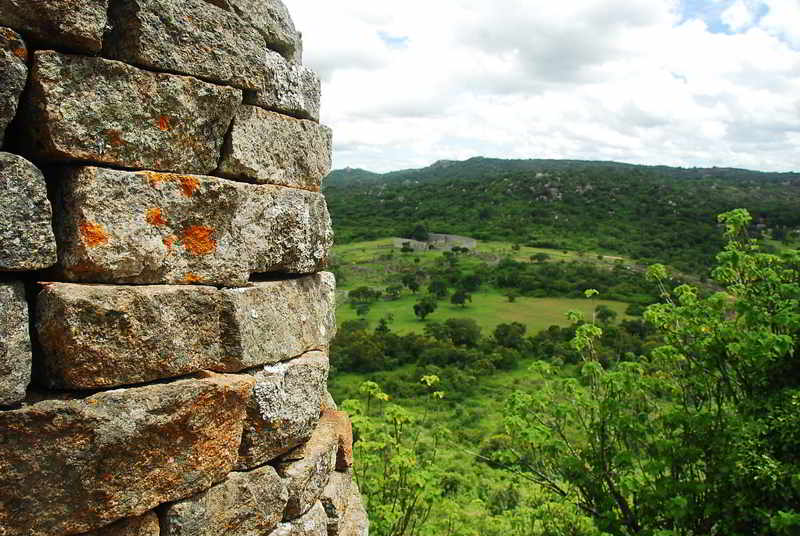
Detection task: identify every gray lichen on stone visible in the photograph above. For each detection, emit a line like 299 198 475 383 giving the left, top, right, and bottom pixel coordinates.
0 0 108 53
0 281 31 406
0 27 27 146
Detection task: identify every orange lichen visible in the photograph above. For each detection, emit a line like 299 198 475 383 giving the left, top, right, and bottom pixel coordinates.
184 273 205 284
157 115 171 131
12 47 26 60
146 207 168 226
182 226 217 256
179 176 199 197
79 222 109 247
140 171 199 198
105 129 126 147
163 235 178 253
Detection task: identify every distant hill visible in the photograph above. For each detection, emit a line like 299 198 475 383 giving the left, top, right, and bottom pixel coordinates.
323 157 800 272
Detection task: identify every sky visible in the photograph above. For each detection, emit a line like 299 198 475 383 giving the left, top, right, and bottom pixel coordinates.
283 0 800 173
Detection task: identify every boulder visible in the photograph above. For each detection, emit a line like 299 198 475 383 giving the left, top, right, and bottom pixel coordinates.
160 465 287 536
339 486 369 536
51 167 333 286
322 410 354 472
0 0 108 53
0 153 57 271
218 106 331 189
237 351 330 470
320 472 353 536
80 512 160 536
0 373 254 536
276 416 339 520
271 502 328 536
22 51 241 174
206 0 302 62
0 27 27 145
35 275 335 389
244 51 321 121
0 281 30 406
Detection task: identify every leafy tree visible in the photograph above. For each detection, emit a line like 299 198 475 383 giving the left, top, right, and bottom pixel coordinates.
503 209 800 535
493 322 526 349
531 252 550 263
504 289 519 303
350 286 379 304
450 290 471 308
594 304 617 324
414 297 438 321
385 285 403 300
355 303 371 317
428 278 449 300
401 273 420 293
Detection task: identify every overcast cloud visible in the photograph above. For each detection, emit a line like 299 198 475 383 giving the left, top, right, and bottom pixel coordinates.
283 0 800 173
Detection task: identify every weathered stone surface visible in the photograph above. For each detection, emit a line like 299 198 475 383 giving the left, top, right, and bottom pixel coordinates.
206 0 302 62
36 275 335 389
0 373 254 536
244 51 321 121
0 153 57 271
272 502 328 536
52 167 333 286
237 351 330 470
161 465 287 536
339 487 369 536
80 512 160 536
323 411 354 472
320 472 353 536
22 52 241 174
0 0 108 53
218 106 331 189
0 28 27 145
322 390 338 412
0 281 30 406
276 416 339 520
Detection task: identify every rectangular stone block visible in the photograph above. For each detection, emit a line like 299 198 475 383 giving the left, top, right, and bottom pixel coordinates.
36 274 335 389
0 281 31 406
272 502 328 536
217 106 331 190
320 472 353 536
0 28 27 145
0 0 108 53
207 0 302 62
237 351 330 470
0 153 58 271
244 51 321 121
22 52 242 174
79 512 160 536
160 465 287 536
52 167 333 286
0 373 255 536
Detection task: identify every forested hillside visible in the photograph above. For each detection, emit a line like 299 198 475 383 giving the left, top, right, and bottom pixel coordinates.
324 157 800 273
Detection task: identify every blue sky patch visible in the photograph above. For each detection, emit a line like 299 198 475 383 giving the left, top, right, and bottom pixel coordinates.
378 31 410 49
678 0 768 34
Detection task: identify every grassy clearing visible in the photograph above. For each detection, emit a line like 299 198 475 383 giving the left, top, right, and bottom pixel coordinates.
337 291 628 335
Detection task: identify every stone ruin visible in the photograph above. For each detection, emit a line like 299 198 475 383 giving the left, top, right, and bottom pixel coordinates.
0 1 368 535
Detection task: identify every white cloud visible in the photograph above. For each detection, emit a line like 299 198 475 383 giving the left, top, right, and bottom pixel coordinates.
284 0 800 173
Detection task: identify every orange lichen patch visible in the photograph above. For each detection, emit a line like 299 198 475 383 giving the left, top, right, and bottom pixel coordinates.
12 47 26 60
163 234 178 252
183 273 205 284
140 171 200 198
179 176 199 197
79 222 110 247
146 207 168 226
157 115 171 131
105 129 126 147
182 226 217 256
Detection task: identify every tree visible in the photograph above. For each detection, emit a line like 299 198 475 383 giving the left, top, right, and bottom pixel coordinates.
531 252 550 263
493 322 526 349
503 209 800 535
413 297 438 321
504 289 519 303
401 273 419 293
350 286 378 304
594 304 617 324
450 290 471 308
385 285 403 300
410 223 429 242
428 278 449 300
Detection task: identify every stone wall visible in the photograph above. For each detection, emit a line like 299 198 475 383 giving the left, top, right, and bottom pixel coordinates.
0 2 367 535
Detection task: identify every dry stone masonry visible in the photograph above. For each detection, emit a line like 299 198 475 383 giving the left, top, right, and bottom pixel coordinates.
0 2 367 535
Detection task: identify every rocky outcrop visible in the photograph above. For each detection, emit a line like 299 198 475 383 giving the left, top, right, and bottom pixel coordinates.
36 276 335 389
0 1 367 535
22 52 242 174
0 281 30 406
52 167 333 286
218 106 331 188
0 373 254 536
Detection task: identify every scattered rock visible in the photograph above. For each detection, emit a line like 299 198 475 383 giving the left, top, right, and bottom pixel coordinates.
0 281 30 406
218 106 331 189
0 153 57 271
51 167 333 286
244 52 321 121
237 351 330 470
271 502 328 536
79 512 160 536
0 27 27 145
36 275 335 389
276 417 339 520
160 465 287 536
22 51 241 174
0 372 254 536
0 0 108 53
